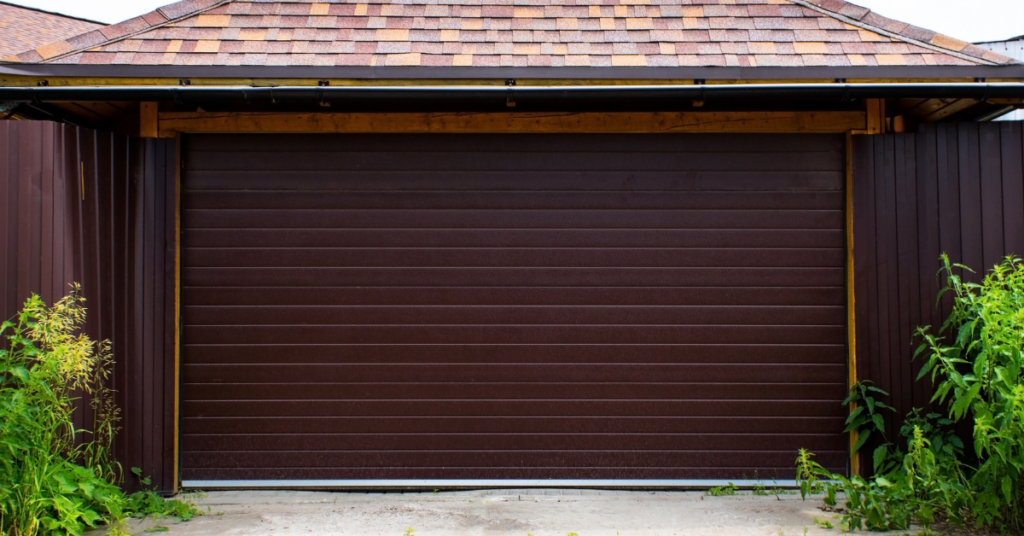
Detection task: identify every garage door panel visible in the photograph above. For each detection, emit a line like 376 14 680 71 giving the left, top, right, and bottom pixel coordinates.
182 382 845 401
185 191 845 211
182 416 845 435
183 433 843 452
185 248 845 268
188 151 841 173
182 400 846 419
182 451 847 470
189 132 844 154
185 171 842 192
184 287 845 307
182 133 849 480
183 325 845 345
184 305 846 325
181 466 823 480
183 364 845 384
187 229 846 249
184 267 845 287
184 208 843 230
184 344 847 364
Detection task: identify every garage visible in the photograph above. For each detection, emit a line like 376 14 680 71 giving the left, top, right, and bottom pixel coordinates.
178 133 848 482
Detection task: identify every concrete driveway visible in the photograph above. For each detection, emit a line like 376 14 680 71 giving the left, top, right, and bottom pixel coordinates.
100 489 857 536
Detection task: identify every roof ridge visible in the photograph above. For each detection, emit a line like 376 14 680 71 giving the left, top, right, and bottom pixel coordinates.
3 0 231 63
789 0 1019 66
0 0 105 26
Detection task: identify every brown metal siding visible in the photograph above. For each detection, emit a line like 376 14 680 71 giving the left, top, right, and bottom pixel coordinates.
852 123 1024 449
0 121 178 493
181 133 849 480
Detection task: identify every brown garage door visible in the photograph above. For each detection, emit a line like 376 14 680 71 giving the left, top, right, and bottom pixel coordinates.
181 133 848 483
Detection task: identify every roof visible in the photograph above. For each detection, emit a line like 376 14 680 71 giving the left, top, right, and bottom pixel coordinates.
976 34 1024 45
0 1 103 59
3 0 1017 68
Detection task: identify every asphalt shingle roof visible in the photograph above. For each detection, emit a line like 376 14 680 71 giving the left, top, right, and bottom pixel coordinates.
3 0 1017 67
0 1 103 59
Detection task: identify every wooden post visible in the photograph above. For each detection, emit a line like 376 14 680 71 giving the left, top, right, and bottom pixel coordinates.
140 102 159 138
865 99 885 135
846 131 860 478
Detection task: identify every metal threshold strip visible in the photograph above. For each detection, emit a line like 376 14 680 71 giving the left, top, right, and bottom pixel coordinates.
180 479 798 490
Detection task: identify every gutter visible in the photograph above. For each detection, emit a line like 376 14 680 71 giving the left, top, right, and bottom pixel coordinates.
3 64 1024 81
1 83 1024 104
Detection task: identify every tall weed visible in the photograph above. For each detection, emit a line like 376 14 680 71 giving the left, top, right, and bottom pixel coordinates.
0 286 196 535
797 256 1024 534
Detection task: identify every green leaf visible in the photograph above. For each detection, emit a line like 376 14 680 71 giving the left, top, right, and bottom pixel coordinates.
872 445 889 472
144 526 170 533
852 430 871 454
10 366 29 383
1002 476 1013 503
871 413 885 433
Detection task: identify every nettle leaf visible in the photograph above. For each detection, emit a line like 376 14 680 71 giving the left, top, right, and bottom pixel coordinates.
871 413 886 433
852 431 871 454
10 366 29 383
872 445 889 472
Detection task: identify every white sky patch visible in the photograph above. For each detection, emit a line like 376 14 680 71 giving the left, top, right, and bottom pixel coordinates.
2 0 1022 44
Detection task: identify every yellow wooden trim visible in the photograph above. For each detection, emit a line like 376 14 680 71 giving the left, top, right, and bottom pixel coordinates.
157 110 867 135
140 102 158 138
172 133 181 494
865 98 885 134
0 75 996 87
846 131 860 478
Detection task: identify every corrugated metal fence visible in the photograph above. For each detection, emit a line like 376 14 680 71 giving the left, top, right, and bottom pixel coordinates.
4 118 1024 488
0 121 178 493
852 122 1024 450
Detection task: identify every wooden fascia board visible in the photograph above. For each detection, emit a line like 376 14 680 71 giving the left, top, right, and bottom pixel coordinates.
0 76 998 87
157 110 867 136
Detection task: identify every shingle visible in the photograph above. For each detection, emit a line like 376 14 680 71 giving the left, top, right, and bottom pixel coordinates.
15 0 1011 69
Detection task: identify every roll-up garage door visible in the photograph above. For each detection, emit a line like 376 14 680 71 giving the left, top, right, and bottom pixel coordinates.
181 133 848 483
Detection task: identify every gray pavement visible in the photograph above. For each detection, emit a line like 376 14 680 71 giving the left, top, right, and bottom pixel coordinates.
93 489 873 536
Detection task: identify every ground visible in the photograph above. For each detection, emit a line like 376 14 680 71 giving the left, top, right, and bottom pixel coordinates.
89 489 888 536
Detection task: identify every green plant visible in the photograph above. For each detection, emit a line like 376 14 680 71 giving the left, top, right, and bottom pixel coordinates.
842 381 895 458
706 482 736 496
916 255 1024 530
124 468 200 522
0 286 127 535
752 480 768 496
796 256 1024 534
0 286 199 536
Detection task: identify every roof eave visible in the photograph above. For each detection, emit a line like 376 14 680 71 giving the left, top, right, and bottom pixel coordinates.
3 64 1024 82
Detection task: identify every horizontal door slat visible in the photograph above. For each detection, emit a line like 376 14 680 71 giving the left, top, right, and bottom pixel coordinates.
186 170 843 191
186 191 845 210
183 433 844 452
184 267 845 287
181 416 845 435
186 229 845 249
182 383 845 401
182 363 845 383
183 287 846 307
183 248 845 268
182 325 846 345
184 305 846 326
184 209 843 230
